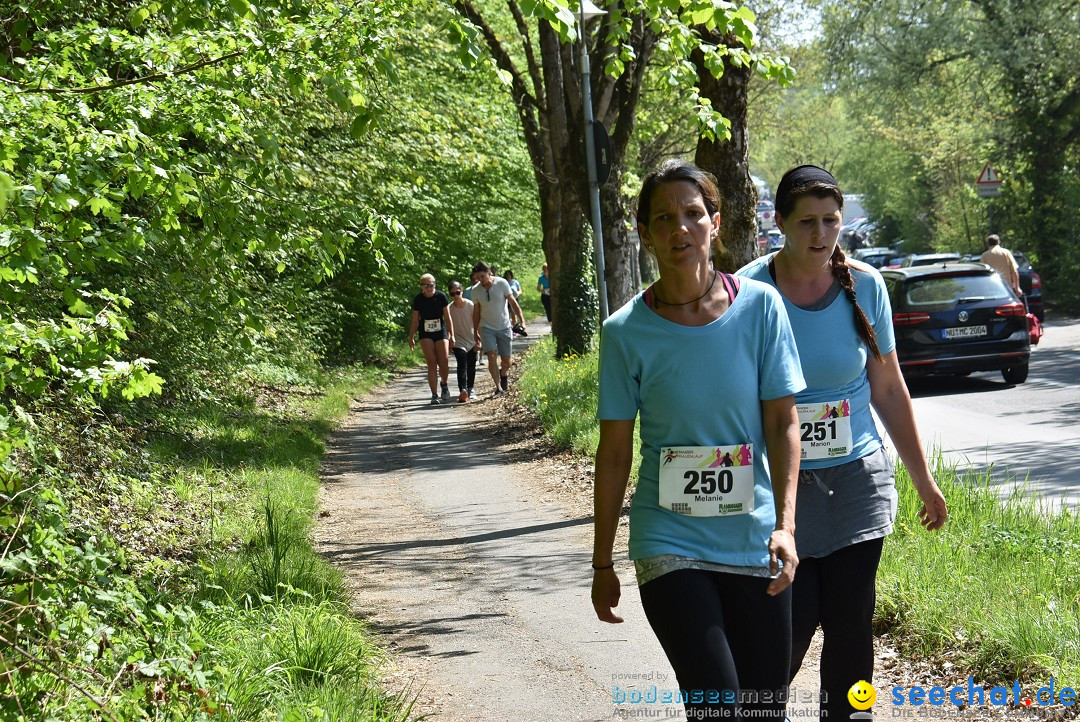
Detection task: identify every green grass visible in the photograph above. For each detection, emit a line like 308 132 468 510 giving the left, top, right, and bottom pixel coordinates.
147 362 419 720
879 456 1080 684
517 341 1080 688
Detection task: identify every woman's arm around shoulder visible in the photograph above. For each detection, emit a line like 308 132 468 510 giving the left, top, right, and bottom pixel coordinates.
592 419 636 623
867 352 948 530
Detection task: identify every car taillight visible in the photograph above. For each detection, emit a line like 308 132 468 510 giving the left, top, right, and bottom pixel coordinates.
995 302 1026 317
1032 272 1041 290
893 312 930 326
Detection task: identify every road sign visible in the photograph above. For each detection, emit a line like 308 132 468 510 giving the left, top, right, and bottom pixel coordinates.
976 162 1002 198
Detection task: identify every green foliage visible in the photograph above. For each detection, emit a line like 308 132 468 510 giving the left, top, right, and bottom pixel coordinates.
879 455 1080 683
813 0 1080 308
1 363 408 719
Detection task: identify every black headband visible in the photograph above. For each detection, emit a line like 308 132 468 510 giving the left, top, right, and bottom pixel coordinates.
775 165 838 205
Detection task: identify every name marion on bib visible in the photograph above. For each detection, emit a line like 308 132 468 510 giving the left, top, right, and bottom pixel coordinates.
658 444 754 517
796 400 852 460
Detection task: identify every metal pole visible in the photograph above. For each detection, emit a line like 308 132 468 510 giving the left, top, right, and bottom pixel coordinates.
580 6 609 322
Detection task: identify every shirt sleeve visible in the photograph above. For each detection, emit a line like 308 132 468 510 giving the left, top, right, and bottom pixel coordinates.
411 294 421 312
757 287 806 400
867 271 896 355
597 322 640 420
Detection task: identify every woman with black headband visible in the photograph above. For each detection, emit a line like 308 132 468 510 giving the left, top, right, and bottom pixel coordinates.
738 165 949 719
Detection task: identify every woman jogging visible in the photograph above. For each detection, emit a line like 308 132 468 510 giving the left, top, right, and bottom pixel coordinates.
737 165 948 720
592 159 804 722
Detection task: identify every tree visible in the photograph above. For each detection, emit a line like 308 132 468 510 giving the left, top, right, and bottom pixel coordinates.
447 0 791 355
821 0 1080 307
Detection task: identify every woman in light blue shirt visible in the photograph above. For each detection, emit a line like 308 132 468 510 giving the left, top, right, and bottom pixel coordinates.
593 160 803 721
738 165 948 720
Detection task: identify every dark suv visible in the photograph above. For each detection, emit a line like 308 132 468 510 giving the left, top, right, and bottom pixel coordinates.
882 264 1031 384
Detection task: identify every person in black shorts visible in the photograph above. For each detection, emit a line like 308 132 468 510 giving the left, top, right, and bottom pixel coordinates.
409 273 454 405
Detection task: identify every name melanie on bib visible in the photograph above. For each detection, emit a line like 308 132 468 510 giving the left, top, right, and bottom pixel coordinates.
659 444 755 517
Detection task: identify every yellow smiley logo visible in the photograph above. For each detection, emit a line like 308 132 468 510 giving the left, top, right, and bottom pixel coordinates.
847 680 876 711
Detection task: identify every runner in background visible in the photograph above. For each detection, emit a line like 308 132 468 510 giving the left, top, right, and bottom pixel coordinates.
408 273 453 405
447 280 479 402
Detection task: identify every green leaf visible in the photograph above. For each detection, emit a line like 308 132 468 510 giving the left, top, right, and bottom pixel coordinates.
0 172 12 214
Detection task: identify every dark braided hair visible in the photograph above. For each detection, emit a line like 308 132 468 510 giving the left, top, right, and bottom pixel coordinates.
829 245 882 362
775 165 883 363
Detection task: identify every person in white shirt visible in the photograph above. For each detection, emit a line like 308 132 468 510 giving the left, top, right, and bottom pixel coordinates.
471 262 525 398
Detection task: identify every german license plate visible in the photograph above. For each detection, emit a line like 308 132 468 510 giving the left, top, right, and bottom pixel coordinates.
944 325 987 339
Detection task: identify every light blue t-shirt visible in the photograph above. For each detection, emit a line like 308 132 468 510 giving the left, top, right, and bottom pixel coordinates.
597 278 805 567
737 254 896 469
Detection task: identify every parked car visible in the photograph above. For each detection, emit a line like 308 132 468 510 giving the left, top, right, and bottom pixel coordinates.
765 229 785 252
882 264 1031 383
961 251 1044 321
899 253 963 268
852 246 893 268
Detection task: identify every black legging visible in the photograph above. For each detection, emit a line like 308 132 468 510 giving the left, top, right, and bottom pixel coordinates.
540 293 551 321
451 347 477 391
639 569 791 721
790 536 884 720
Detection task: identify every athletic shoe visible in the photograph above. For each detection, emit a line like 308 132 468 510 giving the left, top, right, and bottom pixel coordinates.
468 388 476 399
441 384 450 401
458 390 468 403
493 389 505 398
500 375 509 391
430 394 441 405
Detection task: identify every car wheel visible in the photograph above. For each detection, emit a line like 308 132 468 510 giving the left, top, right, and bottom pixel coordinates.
1002 364 1029 384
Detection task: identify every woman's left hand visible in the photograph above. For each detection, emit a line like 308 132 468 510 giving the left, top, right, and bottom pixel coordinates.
914 479 948 531
766 529 798 596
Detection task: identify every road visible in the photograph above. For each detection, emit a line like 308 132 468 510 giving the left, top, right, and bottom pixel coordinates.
899 315 1080 511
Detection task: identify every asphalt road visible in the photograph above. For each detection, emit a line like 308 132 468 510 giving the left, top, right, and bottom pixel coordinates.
898 314 1080 511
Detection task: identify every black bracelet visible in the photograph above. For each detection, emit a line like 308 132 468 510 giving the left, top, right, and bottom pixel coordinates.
591 562 614 570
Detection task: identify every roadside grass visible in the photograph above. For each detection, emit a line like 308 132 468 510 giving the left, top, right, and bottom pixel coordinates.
143 360 420 720
879 456 1080 684
517 339 1080 687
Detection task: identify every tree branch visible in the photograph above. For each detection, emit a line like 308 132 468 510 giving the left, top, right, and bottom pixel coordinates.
11 50 245 95
506 0 546 112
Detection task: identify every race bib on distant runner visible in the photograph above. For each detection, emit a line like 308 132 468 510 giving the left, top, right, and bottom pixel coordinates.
658 445 754 517
796 400 852 460
423 319 442 333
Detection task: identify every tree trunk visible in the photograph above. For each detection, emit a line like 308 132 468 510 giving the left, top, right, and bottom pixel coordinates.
692 32 757 273
599 169 636 314
538 177 596 357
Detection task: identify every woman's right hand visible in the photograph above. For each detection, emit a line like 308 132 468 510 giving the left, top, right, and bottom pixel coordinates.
591 567 624 623
408 337 415 350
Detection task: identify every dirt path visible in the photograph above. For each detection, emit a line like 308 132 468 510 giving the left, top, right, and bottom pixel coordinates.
314 324 1022 722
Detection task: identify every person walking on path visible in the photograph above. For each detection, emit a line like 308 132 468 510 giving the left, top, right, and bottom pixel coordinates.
503 269 522 301
408 273 454 405
980 233 1022 297
536 263 552 321
738 165 948 720
472 262 525 398
592 159 804 722
447 280 479 402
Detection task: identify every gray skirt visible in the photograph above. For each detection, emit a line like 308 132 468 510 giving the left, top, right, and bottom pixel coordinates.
794 446 897 559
